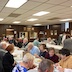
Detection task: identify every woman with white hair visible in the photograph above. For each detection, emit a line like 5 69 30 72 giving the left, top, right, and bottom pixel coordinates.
12 53 34 72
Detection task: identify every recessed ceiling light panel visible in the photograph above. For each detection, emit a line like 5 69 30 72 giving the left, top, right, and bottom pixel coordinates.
0 18 4 21
34 24 42 26
27 18 38 21
60 18 72 21
6 0 28 8
33 11 50 16
13 21 21 23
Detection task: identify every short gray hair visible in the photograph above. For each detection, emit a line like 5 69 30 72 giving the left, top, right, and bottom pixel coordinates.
38 59 54 72
0 41 7 49
23 53 34 63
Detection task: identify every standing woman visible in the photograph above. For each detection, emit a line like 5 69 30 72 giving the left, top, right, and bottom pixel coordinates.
2 44 15 72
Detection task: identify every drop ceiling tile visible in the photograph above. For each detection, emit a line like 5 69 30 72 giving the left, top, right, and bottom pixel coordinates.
33 3 54 11
55 7 72 13
6 18 17 23
47 0 68 5
2 17 14 22
60 0 72 6
12 17 22 21
49 13 72 19
29 0 48 3
46 5 67 12
0 7 3 11
20 10 39 18
20 1 42 10
1 7 16 13
0 13 10 18
0 0 8 6
60 15 72 18
13 9 28 14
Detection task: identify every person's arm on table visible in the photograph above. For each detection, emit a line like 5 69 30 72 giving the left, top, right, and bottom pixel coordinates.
34 54 39 58
58 67 72 72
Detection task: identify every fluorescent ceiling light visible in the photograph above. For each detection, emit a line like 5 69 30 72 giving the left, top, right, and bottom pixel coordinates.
13 21 21 23
71 6 72 7
0 18 4 21
6 0 28 8
33 11 50 16
27 18 38 21
34 24 42 26
60 18 72 21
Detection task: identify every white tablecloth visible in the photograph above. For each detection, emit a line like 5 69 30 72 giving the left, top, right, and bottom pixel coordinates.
46 43 63 50
12 47 24 61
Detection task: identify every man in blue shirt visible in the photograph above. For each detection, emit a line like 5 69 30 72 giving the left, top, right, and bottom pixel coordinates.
12 53 34 72
27 42 40 57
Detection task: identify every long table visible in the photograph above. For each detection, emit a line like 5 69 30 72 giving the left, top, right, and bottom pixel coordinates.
12 46 72 72
46 43 63 50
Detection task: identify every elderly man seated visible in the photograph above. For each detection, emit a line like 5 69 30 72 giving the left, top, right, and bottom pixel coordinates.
27 42 40 57
38 59 54 72
23 38 28 48
47 37 55 45
0 41 7 72
12 53 34 72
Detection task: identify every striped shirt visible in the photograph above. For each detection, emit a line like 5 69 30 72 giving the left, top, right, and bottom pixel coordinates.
12 64 28 72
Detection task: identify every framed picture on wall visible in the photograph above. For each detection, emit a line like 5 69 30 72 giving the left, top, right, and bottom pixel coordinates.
29 32 37 39
54 30 57 35
19 32 28 38
24 27 27 31
32 27 34 31
27 27 31 31
51 30 53 35
39 31 44 34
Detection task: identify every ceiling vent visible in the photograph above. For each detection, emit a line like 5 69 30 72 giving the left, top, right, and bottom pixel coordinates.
47 17 61 20
8 13 21 17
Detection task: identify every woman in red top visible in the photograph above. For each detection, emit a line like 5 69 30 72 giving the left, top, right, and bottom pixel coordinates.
45 48 59 63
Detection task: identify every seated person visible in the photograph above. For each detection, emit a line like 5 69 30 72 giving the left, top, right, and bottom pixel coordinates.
38 59 54 72
39 44 48 58
0 41 7 72
2 44 15 72
58 49 72 69
12 53 34 72
63 34 72 53
8 37 16 45
27 42 40 57
17 38 22 48
47 37 55 45
23 38 28 48
33 38 40 47
45 48 59 63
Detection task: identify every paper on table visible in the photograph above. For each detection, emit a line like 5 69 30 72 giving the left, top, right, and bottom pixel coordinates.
27 68 38 72
64 69 72 72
